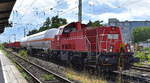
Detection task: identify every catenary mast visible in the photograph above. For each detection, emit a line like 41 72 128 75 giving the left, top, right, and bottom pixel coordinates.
78 0 82 23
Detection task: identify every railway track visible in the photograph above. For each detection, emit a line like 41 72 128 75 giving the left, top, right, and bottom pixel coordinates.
4 49 73 83
4 48 150 83
132 65 150 72
110 65 150 83
112 70 150 83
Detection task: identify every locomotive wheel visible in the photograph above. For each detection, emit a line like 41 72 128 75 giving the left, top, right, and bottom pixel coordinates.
87 67 95 75
70 56 84 71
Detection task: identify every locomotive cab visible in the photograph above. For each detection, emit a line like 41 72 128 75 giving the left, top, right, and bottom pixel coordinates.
63 25 77 34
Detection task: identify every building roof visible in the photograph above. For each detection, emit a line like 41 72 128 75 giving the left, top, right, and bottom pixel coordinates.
0 0 16 33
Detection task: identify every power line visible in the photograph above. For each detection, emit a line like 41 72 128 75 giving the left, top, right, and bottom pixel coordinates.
117 0 141 8
20 1 77 24
21 0 37 19
17 0 25 10
19 0 65 23
59 7 77 16
13 0 79 27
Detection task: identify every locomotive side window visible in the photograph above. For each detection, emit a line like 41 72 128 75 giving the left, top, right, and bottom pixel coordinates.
107 34 119 39
63 27 71 33
63 26 76 34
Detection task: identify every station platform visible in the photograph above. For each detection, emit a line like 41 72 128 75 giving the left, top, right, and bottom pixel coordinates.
0 50 28 83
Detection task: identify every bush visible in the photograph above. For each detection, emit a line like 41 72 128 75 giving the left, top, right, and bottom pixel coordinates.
19 50 27 59
143 48 150 52
41 74 55 81
0 44 4 50
132 27 150 43
147 54 150 62
134 47 150 62
134 51 146 62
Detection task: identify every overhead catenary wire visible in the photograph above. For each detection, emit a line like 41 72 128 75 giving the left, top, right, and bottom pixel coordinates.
17 0 25 10
117 0 142 8
16 0 66 25
13 0 79 23
21 0 37 19
21 1 78 25
11 0 79 37
21 0 65 17
59 6 78 16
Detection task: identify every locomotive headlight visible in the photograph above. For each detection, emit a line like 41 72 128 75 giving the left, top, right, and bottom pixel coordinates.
110 48 113 52
128 45 134 52
109 46 113 52
127 46 131 52
130 45 134 52
128 49 131 52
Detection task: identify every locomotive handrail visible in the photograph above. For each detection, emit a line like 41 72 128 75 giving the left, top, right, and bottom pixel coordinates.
84 36 91 57
99 29 106 52
96 31 99 53
85 36 91 50
96 30 100 64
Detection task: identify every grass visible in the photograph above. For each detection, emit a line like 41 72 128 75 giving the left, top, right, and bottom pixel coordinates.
41 74 56 81
133 47 150 66
18 50 28 59
15 64 32 80
65 68 107 83
0 48 9 57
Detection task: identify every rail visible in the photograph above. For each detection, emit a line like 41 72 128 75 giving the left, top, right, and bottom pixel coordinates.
4 48 73 83
15 62 42 83
132 65 150 72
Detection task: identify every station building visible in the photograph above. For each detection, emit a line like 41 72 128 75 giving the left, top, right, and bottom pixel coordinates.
108 18 150 43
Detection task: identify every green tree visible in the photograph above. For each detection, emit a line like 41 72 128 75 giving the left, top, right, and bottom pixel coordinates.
38 16 67 32
51 15 67 28
27 16 67 36
43 17 51 27
87 20 103 27
39 17 51 32
132 27 150 43
27 29 38 36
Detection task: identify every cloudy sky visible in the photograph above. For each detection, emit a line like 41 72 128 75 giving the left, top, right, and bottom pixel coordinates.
0 0 150 42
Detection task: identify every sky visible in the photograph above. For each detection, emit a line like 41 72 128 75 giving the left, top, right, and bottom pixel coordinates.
0 0 150 43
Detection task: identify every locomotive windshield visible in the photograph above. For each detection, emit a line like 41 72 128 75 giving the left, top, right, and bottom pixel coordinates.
107 34 119 39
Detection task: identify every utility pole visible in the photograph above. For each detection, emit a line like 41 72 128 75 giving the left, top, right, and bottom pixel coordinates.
8 35 11 43
13 34 16 42
78 0 82 23
57 10 63 17
24 27 26 37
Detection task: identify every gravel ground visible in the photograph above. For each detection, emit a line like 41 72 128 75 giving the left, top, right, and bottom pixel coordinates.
15 53 150 83
27 56 67 77
9 54 61 83
9 50 80 83
113 69 150 83
10 50 150 83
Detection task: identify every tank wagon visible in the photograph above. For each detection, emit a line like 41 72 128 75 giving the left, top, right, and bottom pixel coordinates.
6 22 136 71
20 28 59 50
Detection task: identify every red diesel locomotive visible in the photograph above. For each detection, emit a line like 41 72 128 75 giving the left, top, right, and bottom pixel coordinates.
5 22 136 71
51 22 134 70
